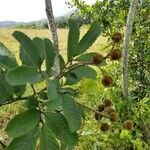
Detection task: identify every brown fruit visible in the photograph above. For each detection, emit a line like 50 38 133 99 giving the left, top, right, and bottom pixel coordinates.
109 112 119 122
101 75 113 87
93 53 104 64
100 123 110 132
94 111 102 120
123 120 133 130
103 99 112 107
110 49 122 60
98 104 105 112
111 32 123 43
107 107 115 114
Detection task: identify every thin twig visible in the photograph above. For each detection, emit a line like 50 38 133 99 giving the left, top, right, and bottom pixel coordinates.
76 101 110 119
57 62 93 79
104 42 115 58
0 87 47 107
31 84 36 95
0 140 6 149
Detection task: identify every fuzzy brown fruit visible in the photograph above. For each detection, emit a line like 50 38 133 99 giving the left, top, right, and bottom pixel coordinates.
101 75 113 87
110 49 122 60
109 112 119 122
111 32 123 43
100 123 110 132
93 53 104 64
94 112 102 120
107 107 115 114
103 99 113 107
98 104 105 112
123 120 133 130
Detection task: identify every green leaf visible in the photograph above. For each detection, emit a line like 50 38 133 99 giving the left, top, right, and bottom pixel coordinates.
6 126 39 150
45 112 78 148
65 66 97 85
67 19 80 60
59 55 65 71
39 92 48 100
40 125 60 150
46 94 62 112
75 52 97 62
44 38 56 73
5 109 40 138
33 37 45 65
0 42 18 69
77 21 102 55
47 79 58 100
0 73 14 101
6 66 42 86
14 85 26 97
25 97 39 109
62 94 82 132
13 31 41 67
80 79 99 94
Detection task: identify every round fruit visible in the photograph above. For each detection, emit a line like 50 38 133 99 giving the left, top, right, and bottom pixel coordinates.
98 104 105 112
110 49 122 60
93 53 104 64
101 75 113 87
123 120 133 130
107 107 115 115
109 112 119 122
103 99 112 107
111 32 123 43
100 123 110 132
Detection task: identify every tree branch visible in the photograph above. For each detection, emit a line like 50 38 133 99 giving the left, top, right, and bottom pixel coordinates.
0 87 47 107
57 61 93 79
45 0 60 77
76 101 110 119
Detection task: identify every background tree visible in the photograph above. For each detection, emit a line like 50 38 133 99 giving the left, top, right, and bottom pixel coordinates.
122 0 139 108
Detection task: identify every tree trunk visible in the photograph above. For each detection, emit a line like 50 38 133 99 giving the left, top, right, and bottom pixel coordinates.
45 0 60 77
122 0 139 99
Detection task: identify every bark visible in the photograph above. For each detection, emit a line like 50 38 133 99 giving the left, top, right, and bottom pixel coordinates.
45 0 60 77
122 0 139 98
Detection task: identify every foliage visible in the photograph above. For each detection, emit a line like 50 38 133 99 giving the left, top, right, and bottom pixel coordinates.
70 0 130 35
68 0 150 148
129 0 150 100
0 19 116 149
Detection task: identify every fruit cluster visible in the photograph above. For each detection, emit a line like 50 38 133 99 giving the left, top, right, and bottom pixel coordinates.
91 32 123 88
94 98 133 132
94 98 119 132
92 32 133 132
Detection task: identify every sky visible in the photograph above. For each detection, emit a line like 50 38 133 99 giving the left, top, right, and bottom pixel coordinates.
0 0 96 22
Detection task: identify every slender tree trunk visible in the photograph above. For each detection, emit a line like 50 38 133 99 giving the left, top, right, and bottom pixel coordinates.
45 0 60 77
122 0 139 99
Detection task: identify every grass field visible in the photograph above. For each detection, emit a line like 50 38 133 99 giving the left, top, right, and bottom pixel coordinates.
0 27 109 148
0 27 108 59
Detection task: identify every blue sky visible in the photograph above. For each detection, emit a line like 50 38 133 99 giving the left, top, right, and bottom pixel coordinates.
0 0 95 22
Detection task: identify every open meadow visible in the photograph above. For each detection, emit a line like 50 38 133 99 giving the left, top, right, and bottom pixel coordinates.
0 28 108 59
